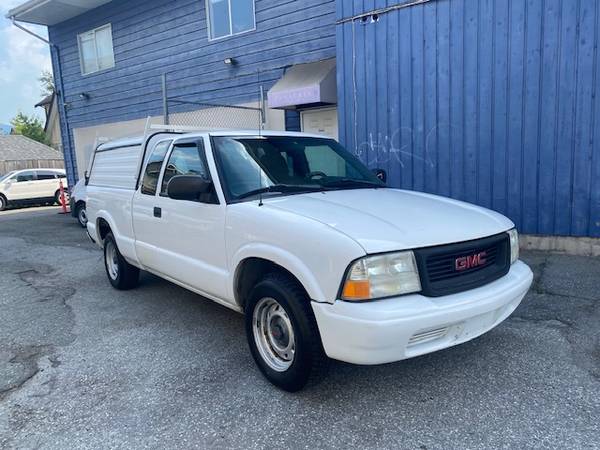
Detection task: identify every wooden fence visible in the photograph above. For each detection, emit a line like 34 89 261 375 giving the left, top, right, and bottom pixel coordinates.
0 159 65 175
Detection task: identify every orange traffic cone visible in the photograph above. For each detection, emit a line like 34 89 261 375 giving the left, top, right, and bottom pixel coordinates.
58 179 70 215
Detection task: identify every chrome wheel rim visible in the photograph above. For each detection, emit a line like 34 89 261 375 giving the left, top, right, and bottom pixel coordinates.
105 240 119 280
78 207 87 226
252 297 295 372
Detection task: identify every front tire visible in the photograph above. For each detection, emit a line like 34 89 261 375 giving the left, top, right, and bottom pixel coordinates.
103 232 140 290
245 272 328 392
0 195 6 211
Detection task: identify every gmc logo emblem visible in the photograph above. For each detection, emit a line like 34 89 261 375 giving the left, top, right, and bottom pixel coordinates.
455 252 487 271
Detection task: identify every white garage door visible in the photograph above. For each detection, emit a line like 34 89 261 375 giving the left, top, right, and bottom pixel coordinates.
301 108 338 140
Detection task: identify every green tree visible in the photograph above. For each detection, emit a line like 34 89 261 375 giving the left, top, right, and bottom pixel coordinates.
39 70 55 96
11 112 49 145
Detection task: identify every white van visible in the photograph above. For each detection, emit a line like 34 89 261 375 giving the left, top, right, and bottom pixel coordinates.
85 130 533 391
0 168 68 211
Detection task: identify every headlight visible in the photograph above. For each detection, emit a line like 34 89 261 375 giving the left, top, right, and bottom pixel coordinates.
507 229 519 264
341 251 421 301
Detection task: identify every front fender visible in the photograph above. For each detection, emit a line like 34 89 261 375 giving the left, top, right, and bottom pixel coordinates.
229 243 327 303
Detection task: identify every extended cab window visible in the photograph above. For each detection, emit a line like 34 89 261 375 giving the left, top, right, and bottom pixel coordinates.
160 141 211 199
141 140 172 195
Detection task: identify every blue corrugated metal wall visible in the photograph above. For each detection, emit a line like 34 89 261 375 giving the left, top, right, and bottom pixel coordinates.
336 0 600 237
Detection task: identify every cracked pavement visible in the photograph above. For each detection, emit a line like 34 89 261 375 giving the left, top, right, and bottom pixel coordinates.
0 206 598 449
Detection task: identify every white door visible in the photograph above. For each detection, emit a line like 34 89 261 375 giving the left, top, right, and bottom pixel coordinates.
301 108 339 140
133 138 229 302
34 170 60 198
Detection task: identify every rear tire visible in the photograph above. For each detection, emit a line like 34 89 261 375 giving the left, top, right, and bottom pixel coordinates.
54 190 62 206
245 272 328 392
75 203 87 228
103 232 140 290
0 195 6 211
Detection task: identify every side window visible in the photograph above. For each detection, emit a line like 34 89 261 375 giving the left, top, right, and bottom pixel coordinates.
36 171 56 180
16 171 35 182
160 141 210 196
78 24 115 75
141 140 172 195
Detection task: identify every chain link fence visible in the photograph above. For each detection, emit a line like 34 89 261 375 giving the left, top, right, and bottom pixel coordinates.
162 75 266 131
166 99 265 130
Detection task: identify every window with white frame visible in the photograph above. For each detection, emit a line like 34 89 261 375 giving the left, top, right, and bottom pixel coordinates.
77 24 115 75
207 0 255 40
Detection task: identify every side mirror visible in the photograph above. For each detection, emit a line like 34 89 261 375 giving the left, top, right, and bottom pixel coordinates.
84 170 89 185
167 175 212 201
373 168 387 183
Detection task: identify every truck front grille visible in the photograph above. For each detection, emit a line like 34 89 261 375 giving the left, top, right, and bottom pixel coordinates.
414 233 510 297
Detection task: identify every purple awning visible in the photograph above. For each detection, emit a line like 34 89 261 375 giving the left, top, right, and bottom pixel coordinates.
268 58 337 109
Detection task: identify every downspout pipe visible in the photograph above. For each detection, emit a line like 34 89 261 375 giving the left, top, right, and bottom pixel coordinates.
10 17 78 186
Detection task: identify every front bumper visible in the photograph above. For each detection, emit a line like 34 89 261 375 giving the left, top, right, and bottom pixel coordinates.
311 260 533 365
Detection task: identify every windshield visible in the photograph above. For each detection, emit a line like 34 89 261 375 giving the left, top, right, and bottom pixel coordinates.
212 136 384 201
0 171 16 183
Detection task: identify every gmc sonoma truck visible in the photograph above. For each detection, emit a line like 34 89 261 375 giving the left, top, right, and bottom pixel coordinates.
85 130 533 391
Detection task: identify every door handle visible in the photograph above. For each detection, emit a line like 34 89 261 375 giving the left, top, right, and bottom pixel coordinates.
153 207 162 218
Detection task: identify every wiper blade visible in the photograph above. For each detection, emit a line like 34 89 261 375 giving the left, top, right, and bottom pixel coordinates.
236 184 322 200
320 178 384 189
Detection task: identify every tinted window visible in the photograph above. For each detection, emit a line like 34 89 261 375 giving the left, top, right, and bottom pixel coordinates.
141 140 171 195
160 142 209 195
36 171 57 180
16 171 35 182
212 137 382 200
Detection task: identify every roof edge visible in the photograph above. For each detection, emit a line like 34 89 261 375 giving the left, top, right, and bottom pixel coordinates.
5 0 49 20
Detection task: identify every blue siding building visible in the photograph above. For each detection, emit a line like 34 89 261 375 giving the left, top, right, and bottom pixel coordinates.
8 0 338 186
7 0 600 237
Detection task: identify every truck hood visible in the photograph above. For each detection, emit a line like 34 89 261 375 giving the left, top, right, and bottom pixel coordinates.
263 188 514 253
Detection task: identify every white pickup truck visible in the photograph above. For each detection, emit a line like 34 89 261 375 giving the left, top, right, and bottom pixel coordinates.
86 130 533 391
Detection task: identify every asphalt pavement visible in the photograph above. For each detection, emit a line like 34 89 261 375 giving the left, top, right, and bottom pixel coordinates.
0 206 598 449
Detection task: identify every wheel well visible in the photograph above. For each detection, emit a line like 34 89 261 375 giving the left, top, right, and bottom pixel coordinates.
234 258 308 308
97 218 111 241
75 200 86 209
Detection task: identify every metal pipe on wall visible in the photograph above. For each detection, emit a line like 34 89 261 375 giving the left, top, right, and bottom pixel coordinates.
336 0 436 24
9 17 78 186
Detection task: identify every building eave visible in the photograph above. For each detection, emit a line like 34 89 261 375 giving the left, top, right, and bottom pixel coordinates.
6 0 112 26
